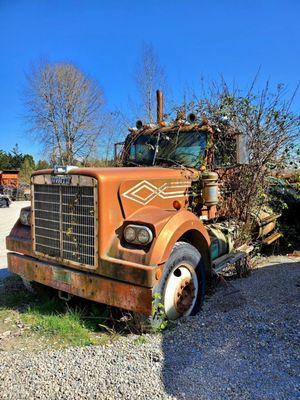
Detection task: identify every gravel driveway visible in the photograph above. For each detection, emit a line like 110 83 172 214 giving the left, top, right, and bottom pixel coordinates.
0 257 299 399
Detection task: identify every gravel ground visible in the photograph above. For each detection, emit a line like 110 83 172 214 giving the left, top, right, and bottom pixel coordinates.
0 256 299 400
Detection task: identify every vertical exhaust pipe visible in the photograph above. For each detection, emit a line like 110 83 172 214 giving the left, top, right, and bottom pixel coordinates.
156 90 163 124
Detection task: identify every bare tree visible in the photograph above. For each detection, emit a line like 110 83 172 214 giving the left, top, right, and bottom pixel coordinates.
135 43 167 123
83 111 125 167
23 62 104 166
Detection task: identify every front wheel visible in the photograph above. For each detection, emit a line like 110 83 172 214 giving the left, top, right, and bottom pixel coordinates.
140 241 206 331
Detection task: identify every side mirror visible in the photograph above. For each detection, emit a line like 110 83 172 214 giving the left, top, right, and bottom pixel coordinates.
114 142 125 162
236 133 249 165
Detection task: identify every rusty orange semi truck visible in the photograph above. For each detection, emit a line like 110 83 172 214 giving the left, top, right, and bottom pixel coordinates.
6 91 280 327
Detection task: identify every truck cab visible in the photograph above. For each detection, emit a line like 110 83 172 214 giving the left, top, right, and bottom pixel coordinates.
6 91 279 327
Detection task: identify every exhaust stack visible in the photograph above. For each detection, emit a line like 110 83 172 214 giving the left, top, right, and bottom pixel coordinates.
156 90 163 124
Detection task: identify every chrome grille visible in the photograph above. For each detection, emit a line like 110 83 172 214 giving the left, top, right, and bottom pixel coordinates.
33 180 97 268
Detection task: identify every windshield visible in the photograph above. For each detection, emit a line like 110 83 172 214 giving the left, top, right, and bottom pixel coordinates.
127 131 207 168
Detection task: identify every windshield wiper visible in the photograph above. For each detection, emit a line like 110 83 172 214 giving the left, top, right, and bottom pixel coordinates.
155 157 185 168
155 157 196 173
127 160 142 167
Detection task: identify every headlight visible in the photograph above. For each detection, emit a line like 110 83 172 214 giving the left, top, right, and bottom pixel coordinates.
137 229 151 244
20 208 31 226
123 225 153 245
124 226 136 242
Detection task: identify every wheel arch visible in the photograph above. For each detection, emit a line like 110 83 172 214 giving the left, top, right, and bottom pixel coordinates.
148 210 212 273
178 229 212 273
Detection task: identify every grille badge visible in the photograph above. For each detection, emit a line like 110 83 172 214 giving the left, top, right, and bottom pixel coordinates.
51 175 72 185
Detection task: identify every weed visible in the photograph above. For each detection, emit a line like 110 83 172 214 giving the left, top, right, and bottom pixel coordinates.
134 334 147 344
152 293 169 331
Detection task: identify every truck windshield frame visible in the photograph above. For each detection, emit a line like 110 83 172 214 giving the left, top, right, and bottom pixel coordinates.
127 130 207 168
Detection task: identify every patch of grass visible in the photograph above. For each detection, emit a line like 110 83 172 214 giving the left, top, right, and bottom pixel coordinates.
0 276 114 350
24 308 101 347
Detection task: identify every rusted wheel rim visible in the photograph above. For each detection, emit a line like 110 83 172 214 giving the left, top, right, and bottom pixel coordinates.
163 263 198 320
175 278 196 314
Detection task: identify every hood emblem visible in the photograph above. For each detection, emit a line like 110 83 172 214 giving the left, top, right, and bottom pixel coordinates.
122 180 191 205
51 175 72 185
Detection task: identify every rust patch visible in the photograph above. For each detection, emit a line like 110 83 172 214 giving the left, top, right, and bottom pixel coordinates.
175 278 195 314
7 253 153 316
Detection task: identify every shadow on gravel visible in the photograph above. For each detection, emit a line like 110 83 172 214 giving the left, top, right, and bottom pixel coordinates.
161 261 300 400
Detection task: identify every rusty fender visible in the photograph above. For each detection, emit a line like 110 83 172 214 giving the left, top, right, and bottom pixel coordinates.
147 209 211 268
6 218 32 257
7 253 153 315
118 207 211 273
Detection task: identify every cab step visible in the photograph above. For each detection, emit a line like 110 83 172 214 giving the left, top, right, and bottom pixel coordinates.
262 231 282 245
259 213 281 225
212 245 253 273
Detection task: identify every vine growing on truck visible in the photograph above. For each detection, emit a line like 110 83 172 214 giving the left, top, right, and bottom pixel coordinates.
186 79 299 243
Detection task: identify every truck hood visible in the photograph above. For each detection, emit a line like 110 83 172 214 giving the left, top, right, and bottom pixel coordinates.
73 167 196 216
33 166 198 181
32 166 198 217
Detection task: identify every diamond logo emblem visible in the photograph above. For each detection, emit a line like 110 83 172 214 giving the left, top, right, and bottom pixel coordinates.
122 180 191 205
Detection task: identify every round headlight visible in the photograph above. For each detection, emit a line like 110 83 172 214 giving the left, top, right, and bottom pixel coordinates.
137 228 151 244
124 226 136 242
20 208 31 226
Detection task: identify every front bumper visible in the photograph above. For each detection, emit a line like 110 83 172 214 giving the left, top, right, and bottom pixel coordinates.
7 252 153 315
6 220 157 287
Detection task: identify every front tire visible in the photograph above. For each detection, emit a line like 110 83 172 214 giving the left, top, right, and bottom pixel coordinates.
140 241 206 331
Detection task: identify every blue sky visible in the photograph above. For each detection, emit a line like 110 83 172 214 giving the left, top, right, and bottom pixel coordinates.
0 0 299 160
